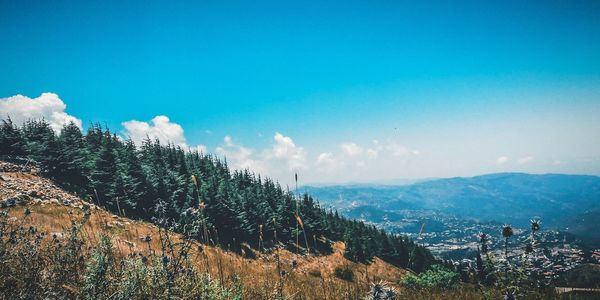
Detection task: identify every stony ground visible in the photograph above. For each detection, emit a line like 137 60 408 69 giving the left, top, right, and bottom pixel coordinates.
0 161 85 209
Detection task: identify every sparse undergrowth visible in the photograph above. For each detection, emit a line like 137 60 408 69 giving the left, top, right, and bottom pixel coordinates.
0 208 241 300
400 265 460 290
0 199 409 299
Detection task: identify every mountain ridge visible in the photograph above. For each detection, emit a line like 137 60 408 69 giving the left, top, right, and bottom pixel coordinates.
305 172 600 189
306 172 600 237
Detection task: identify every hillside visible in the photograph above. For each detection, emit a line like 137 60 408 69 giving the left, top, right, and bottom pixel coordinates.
0 119 434 272
0 163 410 299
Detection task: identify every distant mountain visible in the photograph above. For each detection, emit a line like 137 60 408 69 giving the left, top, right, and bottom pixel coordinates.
306 173 600 230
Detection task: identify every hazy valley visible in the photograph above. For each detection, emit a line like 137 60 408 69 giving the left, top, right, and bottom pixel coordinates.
307 173 600 253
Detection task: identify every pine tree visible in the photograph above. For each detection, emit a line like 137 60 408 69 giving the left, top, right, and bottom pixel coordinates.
57 122 90 192
114 139 149 218
21 120 60 175
0 117 26 157
89 130 118 209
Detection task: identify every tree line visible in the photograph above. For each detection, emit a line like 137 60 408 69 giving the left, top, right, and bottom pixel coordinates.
0 118 434 272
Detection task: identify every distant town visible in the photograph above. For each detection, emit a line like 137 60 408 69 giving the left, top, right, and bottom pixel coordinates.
373 210 599 279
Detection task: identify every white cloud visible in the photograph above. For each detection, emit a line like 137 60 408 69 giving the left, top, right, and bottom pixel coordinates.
385 142 420 157
123 115 186 146
224 135 233 146
214 133 309 182
341 143 363 157
0 93 82 132
496 156 509 165
366 148 378 159
317 152 335 165
193 145 208 154
122 115 206 152
316 152 343 172
518 156 534 164
216 136 267 173
267 133 308 170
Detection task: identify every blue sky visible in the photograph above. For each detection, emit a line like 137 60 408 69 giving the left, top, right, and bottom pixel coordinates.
1 1 599 185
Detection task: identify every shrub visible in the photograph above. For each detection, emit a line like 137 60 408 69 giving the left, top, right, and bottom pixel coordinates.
334 266 354 281
83 235 114 299
308 269 322 277
0 208 242 300
400 265 460 290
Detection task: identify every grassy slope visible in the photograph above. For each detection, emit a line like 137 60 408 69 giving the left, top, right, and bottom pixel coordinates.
0 169 408 299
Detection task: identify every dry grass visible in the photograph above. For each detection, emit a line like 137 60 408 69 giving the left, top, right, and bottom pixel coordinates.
1 170 408 299
7 202 410 299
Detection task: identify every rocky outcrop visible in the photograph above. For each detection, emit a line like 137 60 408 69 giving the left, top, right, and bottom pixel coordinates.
0 161 85 209
0 161 38 173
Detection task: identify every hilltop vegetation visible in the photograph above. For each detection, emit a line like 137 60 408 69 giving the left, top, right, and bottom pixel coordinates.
0 118 434 272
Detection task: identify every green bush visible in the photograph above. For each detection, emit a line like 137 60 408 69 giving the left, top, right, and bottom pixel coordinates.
334 266 354 281
400 265 460 290
308 269 322 277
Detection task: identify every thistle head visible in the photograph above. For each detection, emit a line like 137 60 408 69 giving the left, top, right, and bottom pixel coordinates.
502 225 514 239
368 280 396 300
479 233 489 244
530 219 541 233
478 233 489 253
504 291 516 300
184 207 198 217
154 201 167 216
525 243 534 254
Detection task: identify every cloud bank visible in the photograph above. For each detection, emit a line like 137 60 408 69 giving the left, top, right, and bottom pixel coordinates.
496 156 509 165
122 115 207 152
0 93 82 132
122 115 186 146
209 133 422 185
